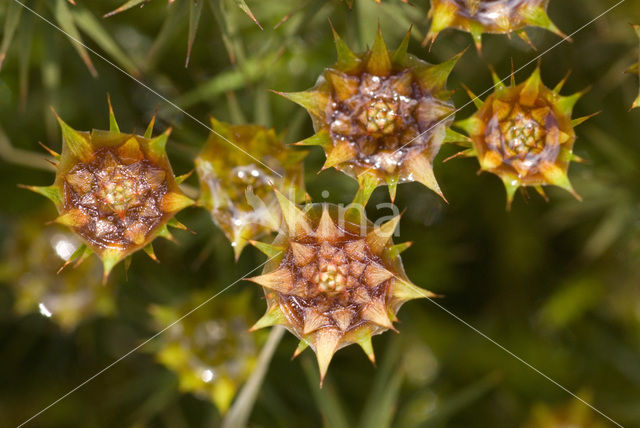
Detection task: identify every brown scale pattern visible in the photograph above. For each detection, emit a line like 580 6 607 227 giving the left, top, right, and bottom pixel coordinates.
326 71 450 175
63 147 169 249
276 231 393 337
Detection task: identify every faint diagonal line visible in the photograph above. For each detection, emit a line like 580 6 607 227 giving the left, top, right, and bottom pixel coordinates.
391 272 625 428
12 0 283 179
16 253 281 428
356 0 626 183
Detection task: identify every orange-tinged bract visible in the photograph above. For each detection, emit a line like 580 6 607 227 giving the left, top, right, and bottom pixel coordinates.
24 99 194 281
248 191 435 384
195 118 307 259
426 0 565 50
454 67 592 207
277 28 465 205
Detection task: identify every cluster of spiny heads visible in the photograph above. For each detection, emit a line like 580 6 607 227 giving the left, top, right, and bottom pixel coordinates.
280 27 591 209
26 19 598 382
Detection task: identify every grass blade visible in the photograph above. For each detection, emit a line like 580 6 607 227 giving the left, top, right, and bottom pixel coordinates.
53 0 98 77
0 0 23 70
71 7 140 76
231 0 262 30
104 0 150 18
301 356 351 428
185 0 204 67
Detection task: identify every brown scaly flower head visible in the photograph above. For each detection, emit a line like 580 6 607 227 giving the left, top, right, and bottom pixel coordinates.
425 0 565 51
23 98 194 282
453 66 594 207
195 117 307 260
627 25 640 110
276 27 466 206
247 191 436 383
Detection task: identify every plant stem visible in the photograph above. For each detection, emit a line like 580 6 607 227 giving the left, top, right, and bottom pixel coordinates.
0 125 56 172
220 326 285 428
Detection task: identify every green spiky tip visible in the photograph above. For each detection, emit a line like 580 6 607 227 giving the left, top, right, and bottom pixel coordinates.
277 27 464 207
425 0 565 51
195 117 308 260
24 99 193 281
454 66 591 207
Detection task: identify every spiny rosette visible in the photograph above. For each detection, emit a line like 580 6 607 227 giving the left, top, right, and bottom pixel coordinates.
247 191 436 383
150 291 260 413
454 67 593 207
277 27 465 205
195 117 308 259
24 99 194 281
426 0 565 51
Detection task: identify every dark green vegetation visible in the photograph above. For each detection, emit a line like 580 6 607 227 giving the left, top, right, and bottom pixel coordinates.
1 0 639 427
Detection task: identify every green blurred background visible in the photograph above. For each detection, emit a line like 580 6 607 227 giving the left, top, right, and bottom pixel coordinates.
1 0 640 426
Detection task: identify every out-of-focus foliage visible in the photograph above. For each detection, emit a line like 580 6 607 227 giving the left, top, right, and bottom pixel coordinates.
0 217 113 331
1 0 640 427
150 290 262 414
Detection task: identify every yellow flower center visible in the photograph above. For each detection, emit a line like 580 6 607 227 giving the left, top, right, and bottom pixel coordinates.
502 113 546 157
98 167 144 217
314 263 346 293
360 99 398 135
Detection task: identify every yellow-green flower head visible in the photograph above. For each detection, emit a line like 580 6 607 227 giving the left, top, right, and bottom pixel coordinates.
455 67 593 207
248 191 435 384
426 0 565 51
628 25 640 110
277 27 465 205
523 391 607 428
24 98 194 281
2 217 113 331
195 118 308 260
150 291 260 413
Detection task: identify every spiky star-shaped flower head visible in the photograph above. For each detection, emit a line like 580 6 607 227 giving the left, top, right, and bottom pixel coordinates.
277 27 465 205
195 117 308 260
454 66 593 207
248 191 435 384
24 98 194 282
426 0 565 51
627 24 640 110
